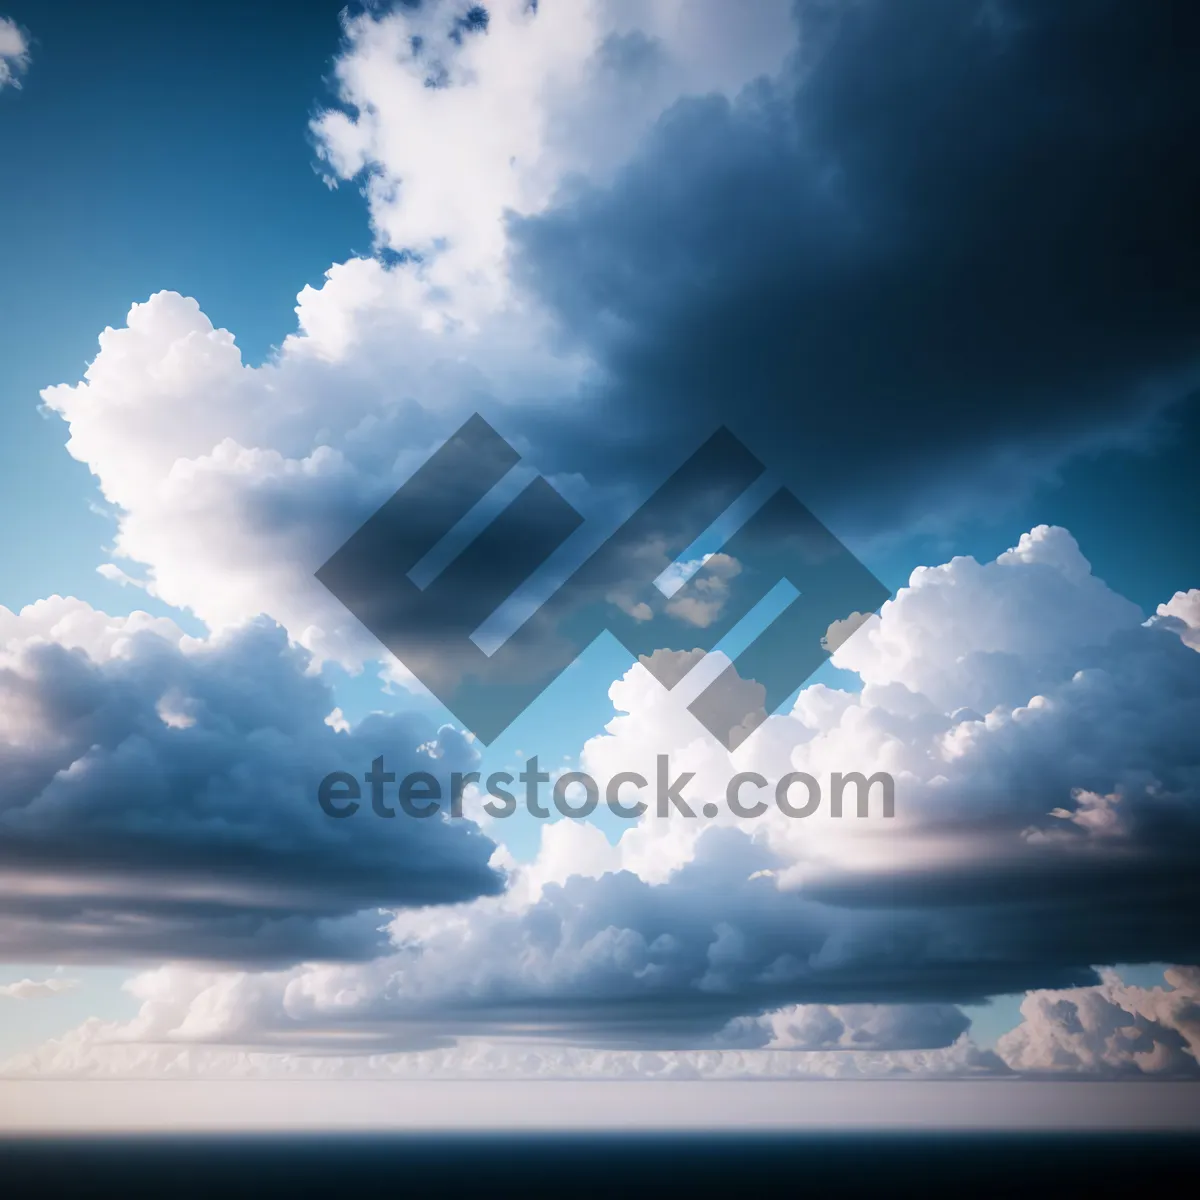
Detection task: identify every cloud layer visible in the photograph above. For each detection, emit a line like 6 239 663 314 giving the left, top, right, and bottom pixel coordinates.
6 529 1198 1074
10 966 1199 1080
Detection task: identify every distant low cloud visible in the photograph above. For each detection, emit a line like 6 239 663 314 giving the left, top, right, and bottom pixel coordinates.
0 17 29 90
15 964 1198 1078
4 1026 1005 1081
0 977 78 1001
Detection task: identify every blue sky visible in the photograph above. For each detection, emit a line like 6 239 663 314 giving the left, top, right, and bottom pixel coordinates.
1 0 1199 1123
0 0 367 611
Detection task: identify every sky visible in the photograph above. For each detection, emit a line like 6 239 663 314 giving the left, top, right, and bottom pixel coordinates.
1 0 1199 1130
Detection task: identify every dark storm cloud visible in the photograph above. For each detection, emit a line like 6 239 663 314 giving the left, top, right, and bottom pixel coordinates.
511 0 1200 532
203 820 1190 1054
0 616 502 965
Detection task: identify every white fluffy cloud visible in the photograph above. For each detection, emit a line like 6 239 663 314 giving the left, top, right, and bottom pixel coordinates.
997 967 1200 1077
39 3 794 681
40 277 591 685
576 525 1200 890
0 16 28 89
1157 589 1200 652
313 0 794 323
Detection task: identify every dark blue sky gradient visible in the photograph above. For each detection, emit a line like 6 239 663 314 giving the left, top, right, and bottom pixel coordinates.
0 0 366 609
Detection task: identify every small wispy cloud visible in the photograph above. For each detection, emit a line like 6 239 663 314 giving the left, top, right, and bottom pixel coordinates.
0 16 29 90
0 977 80 1001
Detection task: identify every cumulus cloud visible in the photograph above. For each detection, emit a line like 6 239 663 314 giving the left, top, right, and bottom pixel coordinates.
997 967 1200 1077
1155 589 1200 652
39 284 584 680
0 16 29 89
311 0 796 324
579 526 1200 892
0 597 501 964
9 529 1198 1068
714 1001 970 1053
41 1 1200 692
37 2 794 677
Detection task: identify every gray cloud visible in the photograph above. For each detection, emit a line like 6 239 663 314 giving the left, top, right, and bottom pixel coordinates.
512 0 1200 532
42 527 1198 1053
714 1001 971 1052
0 602 502 965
